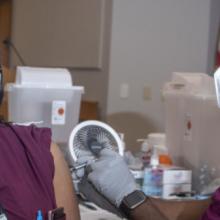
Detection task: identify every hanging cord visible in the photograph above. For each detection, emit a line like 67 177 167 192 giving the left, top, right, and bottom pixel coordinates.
3 38 26 66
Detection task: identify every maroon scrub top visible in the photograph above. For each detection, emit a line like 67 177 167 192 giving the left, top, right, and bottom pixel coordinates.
0 123 56 220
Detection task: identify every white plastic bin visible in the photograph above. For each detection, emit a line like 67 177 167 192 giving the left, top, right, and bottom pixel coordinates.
163 72 220 191
6 66 84 144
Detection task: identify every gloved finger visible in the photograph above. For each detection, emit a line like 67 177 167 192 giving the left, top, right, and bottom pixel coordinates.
77 150 94 160
88 159 113 172
73 154 95 178
75 167 86 178
87 170 101 189
88 151 126 173
86 159 108 173
75 162 94 179
99 148 119 158
76 155 95 164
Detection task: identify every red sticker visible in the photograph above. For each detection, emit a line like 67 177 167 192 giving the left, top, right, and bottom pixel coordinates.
58 108 64 115
187 121 192 130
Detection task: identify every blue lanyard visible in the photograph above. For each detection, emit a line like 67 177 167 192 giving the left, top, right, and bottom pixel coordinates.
36 210 43 220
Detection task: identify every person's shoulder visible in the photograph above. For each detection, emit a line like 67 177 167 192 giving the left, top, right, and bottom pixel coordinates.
11 123 52 150
11 123 51 134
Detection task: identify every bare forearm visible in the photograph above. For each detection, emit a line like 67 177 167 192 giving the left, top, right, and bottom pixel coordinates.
130 197 210 220
130 198 167 220
51 143 81 220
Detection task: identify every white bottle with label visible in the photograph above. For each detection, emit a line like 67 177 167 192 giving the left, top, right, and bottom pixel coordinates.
137 139 152 167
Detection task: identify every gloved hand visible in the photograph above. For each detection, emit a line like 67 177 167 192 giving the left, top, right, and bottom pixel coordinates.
77 150 170 220
86 148 137 207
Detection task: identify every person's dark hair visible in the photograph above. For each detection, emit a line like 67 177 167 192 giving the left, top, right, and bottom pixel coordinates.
0 118 12 126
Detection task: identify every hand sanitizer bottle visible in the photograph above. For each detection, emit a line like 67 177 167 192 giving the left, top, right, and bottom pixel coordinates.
142 145 163 197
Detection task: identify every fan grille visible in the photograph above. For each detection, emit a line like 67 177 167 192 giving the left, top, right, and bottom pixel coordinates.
72 124 120 159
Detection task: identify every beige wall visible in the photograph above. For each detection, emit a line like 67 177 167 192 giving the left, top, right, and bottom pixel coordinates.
11 0 106 68
107 0 215 152
10 0 113 120
69 0 112 120
10 0 220 152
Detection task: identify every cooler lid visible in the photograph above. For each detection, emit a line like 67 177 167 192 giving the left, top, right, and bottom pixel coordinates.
15 66 72 88
163 72 215 96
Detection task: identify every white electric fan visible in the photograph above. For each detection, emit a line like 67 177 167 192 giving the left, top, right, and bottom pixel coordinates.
69 120 124 170
68 120 125 217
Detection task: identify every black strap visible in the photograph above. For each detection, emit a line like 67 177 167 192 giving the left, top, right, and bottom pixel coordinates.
0 66 4 105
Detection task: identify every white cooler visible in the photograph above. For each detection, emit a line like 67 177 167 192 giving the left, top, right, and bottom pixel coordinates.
163 72 220 192
6 66 84 144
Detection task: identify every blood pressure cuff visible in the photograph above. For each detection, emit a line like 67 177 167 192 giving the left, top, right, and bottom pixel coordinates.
78 176 124 218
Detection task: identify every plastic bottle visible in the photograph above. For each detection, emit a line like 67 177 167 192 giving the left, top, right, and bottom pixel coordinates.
156 145 172 166
136 139 152 167
150 145 159 168
147 133 172 166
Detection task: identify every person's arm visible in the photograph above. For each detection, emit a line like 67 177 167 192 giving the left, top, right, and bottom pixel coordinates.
51 143 80 220
80 149 172 220
80 149 210 220
130 197 181 220
130 200 163 220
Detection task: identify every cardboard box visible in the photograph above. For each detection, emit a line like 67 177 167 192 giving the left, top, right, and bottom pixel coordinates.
150 197 210 220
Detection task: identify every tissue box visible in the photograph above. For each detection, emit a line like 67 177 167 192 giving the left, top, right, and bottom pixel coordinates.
163 169 192 184
163 183 192 198
142 167 192 197
162 169 192 198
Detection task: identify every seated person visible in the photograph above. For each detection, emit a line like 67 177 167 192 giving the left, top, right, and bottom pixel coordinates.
79 149 211 220
0 67 79 220
78 148 169 220
0 121 210 220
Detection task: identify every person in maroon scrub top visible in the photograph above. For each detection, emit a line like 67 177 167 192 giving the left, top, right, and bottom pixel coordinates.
0 67 80 220
200 188 220 220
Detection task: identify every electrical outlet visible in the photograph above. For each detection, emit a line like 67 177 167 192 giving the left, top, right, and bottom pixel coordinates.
143 85 151 100
161 89 165 102
120 83 129 98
